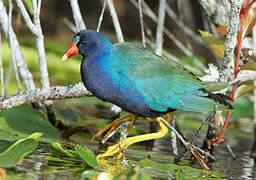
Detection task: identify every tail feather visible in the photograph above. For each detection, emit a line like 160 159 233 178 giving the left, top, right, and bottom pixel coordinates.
206 92 233 109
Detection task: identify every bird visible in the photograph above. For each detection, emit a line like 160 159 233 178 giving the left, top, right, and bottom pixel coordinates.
62 29 232 159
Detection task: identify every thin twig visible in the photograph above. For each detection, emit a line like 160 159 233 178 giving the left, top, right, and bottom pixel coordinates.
160 118 215 161
69 0 86 32
0 33 4 96
38 0 42 15
15 0 38 34
16 0 53 114
0 1 35 90
30 0 50 90
155 0 166 55
62 17 77 33
138 0 146 47
175 111 216 162
97 0 107 32
119 121 130 141
130 0 193 57
107 0 124 42
170 118 178 157
165 4 204 46
0 82 92 111
229 71 256 84
226 144 237 160
8 0 22 90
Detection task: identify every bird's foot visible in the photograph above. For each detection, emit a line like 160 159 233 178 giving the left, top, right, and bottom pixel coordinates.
96 117 169 159
92 114 137 143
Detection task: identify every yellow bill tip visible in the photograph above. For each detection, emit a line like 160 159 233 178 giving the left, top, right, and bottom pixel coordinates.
62 54 68 62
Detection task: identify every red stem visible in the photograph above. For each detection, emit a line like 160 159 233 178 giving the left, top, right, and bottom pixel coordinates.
216 2 245 142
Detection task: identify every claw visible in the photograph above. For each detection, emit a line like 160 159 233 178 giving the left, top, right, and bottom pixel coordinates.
96 117 169 159
92 114 137 142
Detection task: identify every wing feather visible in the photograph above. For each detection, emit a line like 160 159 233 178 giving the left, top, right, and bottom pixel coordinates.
112 42 221 112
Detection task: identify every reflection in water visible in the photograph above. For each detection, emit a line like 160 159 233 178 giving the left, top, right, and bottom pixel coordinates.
150 130 255 179
241 151 254 180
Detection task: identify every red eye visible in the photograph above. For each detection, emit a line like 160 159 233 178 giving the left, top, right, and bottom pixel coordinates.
81 41 87 45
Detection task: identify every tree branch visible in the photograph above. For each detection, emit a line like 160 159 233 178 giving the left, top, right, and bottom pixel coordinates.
8 0 22 89
198 0 230 26
130 0 194 57
0 32 3 96
0 82 92 111
138 0 146 47
97 0 107 32
0 1 36 90
219 0 242 82
155 0 166 55
15 0 38 35
69 0 86 32
165 4 204 46
107 0 124 42
62 17 76 33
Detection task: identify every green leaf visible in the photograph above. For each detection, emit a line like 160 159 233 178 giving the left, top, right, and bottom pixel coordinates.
0 104 59 141
50 142 78 158
23 0 33 14
198 29 225 59
232 96 253 119
0 132 42 168
240 61 256 71
235 84 256 99
75 145 98 168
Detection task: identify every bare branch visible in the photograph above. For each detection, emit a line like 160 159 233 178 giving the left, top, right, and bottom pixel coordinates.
38 0 41 15
198 0 230 26
138 0 146 47
0 82 92 111
16 0 49 89
69 0 86 32
0 33 4 96
32 0 37 16
33 1 50 90
0 1 36 90
15 0 38 35
219 0 242 82
8 0 22 89
160 118 215 161
107 0 124 42
97 0 107 32
62 17 76 33
130 0 193 57
155 0 166 55
16 0 51 108
165 4 204 46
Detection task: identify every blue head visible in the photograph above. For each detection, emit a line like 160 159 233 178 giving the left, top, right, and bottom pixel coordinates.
62 29 113 61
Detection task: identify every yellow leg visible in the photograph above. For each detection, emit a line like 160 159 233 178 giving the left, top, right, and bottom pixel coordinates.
96 117 169 160
125 116 137 137
92 114 137 142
